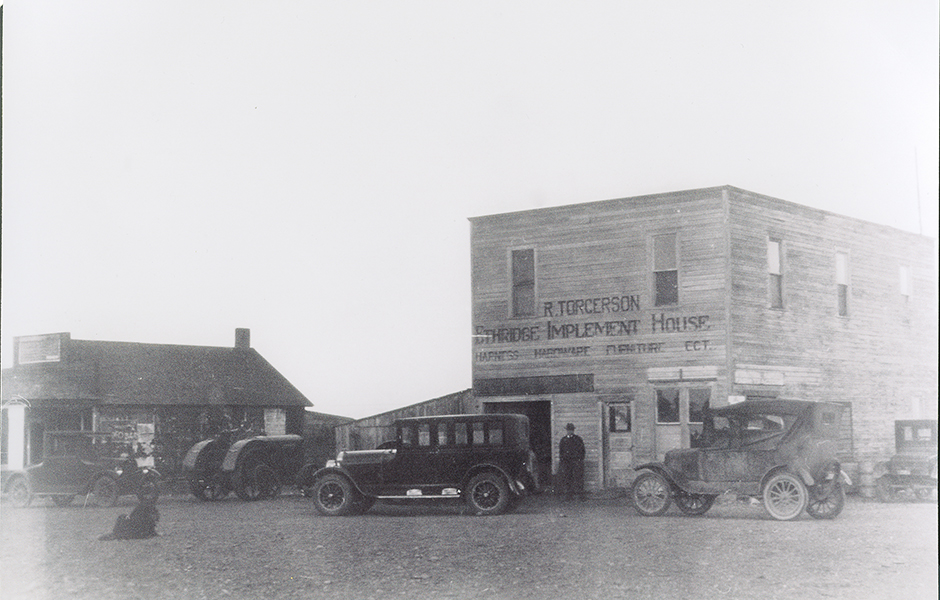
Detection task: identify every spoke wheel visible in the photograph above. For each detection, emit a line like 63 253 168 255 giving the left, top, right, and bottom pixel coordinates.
763 472 807 521
674 491 716 516
89 475 119 507
9 478 32 508
312 474 354 516
807 482 845 519
631 471 672 517
52 495 75 507
466 472 511 516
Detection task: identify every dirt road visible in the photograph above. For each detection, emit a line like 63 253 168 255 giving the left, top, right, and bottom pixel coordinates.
1 492 936 600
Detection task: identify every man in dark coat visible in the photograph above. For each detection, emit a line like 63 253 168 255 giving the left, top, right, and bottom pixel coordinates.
558 423 586 501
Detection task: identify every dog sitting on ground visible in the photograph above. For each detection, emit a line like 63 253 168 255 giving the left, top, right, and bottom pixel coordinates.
98 498 159 540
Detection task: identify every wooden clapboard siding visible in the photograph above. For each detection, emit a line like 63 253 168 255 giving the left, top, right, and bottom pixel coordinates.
727 188 936 460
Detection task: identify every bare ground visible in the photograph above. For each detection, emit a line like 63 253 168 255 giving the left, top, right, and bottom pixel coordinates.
0 491 936 600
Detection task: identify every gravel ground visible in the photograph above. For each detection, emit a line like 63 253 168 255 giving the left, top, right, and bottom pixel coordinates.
0 490 936 600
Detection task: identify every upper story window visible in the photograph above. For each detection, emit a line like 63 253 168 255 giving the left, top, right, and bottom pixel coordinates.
511 249 535 317
836 252 849 317
653 233 678 306
768 239 783 309
899 265 912 300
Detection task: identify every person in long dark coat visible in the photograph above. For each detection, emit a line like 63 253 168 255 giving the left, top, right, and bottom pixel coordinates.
558 423 586 501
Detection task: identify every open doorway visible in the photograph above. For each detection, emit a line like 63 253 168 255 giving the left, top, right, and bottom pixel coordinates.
483 400 552 489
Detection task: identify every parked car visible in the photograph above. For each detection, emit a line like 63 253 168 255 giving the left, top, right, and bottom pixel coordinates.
630 400 850 521
183 432 304 501
300 414 538 516
875 419 937 502
4 431 160 508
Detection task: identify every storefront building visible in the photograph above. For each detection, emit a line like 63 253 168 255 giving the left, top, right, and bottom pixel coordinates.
1 329 311 483
471 186 936 490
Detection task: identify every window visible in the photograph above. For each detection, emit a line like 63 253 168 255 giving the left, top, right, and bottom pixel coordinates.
511 249 535 317
401 425 416 446
471 421 485 445
899 265 912 299
454 422 468 445
653 233 678 306
438 423 450 446
656 388 680 423
768 239 783 309
688 389 709 423
836 252 849 316
418 423 431 447
609 402 632 433
487 423 503 445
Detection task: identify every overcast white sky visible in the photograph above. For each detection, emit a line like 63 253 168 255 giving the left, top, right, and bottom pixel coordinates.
2 1 937 419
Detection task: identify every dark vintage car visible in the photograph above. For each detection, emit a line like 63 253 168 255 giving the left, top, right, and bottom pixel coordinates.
630 400 850 521
875 419 937 502
300 414 538 516
4 431 160 508
183 432 304 501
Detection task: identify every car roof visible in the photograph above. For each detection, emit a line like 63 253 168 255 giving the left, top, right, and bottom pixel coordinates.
395 413 528 424
711 399 837 416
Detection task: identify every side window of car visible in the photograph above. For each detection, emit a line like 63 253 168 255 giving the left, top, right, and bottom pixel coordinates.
454 422 468 445
400 425 416 447
488 423 504 446
418 423 431 447
471 422 485 445
437 423 450 447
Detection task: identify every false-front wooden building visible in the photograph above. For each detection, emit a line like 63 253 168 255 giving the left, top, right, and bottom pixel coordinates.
470 186 937 491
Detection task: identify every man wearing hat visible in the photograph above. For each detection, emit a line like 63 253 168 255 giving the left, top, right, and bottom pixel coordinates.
558 423 586 501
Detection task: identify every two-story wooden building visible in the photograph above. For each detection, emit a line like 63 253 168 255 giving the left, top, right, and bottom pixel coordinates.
470 186 936 491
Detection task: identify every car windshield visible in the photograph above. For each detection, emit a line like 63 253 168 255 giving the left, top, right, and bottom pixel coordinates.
704 412 796 448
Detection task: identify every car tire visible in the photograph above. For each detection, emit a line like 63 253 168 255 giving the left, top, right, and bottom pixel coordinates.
807 482 845 519
9 477 32 508
763 472 807 521
466 472 511 516
630 471 672 517
674 491 716 516
312 474 354 516
89 475 119 507
52 495 75 507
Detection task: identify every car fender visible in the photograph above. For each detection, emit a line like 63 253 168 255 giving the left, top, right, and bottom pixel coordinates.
308 465 371 497
220 437 266 473
632 463 679 487
182 439 216 472
462 463 523 496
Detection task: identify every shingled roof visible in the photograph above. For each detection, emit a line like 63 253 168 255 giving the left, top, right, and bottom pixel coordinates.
2 335 311 408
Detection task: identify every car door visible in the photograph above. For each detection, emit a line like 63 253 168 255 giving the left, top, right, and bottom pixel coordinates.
700 415 781 483
383 422 442 492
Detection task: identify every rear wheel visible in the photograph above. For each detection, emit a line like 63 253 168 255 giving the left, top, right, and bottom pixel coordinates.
312 474 354 516
466 472 511 516
631 471 672 516
89 475 119 507
807 482 845 519
9 477 32 508
52 495 75 507
763 472 807 521
674 491 716 516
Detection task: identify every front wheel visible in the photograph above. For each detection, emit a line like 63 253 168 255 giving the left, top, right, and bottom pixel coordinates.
89 475 119 507
312 474 355 516
807 482 845 519
631 471 672 516
9 477 32 508
674 491 716 516
465 472 511 515
763 472 807 521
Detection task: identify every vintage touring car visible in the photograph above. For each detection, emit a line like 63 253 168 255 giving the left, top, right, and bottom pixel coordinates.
630 399 849 521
